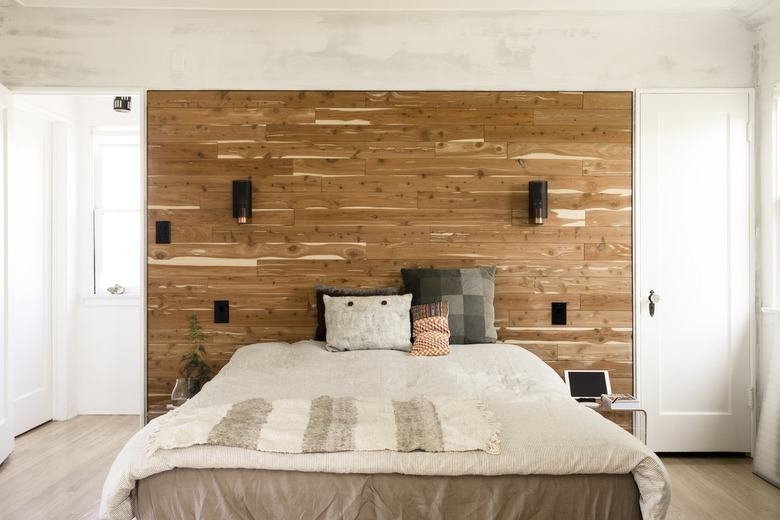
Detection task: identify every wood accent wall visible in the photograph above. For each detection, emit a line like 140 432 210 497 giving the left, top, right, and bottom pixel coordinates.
146 90 633 420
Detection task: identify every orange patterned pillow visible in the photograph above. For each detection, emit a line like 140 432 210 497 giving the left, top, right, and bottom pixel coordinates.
411 302 450 356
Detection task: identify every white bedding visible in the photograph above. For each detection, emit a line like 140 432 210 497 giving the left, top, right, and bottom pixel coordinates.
100 341 670 520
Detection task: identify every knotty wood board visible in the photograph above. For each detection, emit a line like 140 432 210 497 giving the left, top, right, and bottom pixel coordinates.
146 90 634 420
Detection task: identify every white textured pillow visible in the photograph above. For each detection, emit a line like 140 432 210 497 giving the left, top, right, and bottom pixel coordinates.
323 293 413 352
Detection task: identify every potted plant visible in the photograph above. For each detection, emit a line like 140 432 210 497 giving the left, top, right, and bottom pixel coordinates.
180 313 214 396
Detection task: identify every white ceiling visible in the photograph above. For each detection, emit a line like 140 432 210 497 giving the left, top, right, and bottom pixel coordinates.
8 0 775 13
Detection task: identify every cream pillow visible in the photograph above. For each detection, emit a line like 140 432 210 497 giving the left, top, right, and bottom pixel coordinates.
323 294 413 352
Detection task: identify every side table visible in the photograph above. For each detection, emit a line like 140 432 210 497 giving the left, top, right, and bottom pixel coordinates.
593 402 647 444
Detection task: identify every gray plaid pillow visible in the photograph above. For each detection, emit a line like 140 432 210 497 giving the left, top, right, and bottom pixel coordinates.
401 266 497 344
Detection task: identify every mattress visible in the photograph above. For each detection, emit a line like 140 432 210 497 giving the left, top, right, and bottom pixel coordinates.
100 341 670 519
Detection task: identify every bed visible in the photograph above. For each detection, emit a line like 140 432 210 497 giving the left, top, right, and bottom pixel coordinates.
100 340 670 520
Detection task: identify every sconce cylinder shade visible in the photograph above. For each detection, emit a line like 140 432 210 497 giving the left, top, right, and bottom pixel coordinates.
113 96 131 112
528 180 548 225
232 180 252 224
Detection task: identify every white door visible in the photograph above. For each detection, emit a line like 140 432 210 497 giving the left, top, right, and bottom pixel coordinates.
0 84 12 463
637 90 752 452
9 107 53 436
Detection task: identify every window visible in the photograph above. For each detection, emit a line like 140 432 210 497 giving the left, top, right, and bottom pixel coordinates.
93 130 141 294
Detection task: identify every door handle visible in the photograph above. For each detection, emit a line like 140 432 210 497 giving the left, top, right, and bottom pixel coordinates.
649 290 661 317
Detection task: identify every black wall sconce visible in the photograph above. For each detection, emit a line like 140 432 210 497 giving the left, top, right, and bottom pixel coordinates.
113 96 131 113
528 180 548 225
232 180 252 224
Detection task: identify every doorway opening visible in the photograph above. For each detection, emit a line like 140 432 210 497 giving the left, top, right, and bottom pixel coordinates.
9 91 144 435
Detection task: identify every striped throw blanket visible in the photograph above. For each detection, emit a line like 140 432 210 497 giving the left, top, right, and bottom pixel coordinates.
145 395 501 456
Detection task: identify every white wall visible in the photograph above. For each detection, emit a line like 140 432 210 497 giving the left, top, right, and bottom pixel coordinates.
0 7 756 90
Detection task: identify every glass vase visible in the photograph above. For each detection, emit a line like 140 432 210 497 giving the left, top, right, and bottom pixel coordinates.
171 377 190 407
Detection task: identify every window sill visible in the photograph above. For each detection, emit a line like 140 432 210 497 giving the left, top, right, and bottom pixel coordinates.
83 294 141 307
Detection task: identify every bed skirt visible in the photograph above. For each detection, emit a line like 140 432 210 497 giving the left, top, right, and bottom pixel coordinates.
133 468 642 520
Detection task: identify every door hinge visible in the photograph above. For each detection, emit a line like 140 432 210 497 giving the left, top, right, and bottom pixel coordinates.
748 387 755 410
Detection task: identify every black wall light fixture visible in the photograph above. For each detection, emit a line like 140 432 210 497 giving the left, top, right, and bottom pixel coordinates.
232 180 252 224
113 96 131 113
528 180 548 225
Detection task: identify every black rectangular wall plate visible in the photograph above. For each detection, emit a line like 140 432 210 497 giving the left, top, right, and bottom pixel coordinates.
551 302 567 325
155 221 171 244
214 300 230 323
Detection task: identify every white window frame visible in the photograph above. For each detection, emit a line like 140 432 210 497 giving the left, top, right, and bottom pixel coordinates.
92 129 141 295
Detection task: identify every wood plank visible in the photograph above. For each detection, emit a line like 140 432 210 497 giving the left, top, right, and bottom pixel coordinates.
322 175 422 194
213 225 432 244
148 158 294 176
366 242 584 261
532 275 632 294
505 327 632 345
199 188 418 211
293 158 366 176
508 310 633 328
149 242 368 262
557 343 633 361
582 92 633 110
550 193 632 211
315 107 534 125
430 225 632 244
294 208 511 227
147 124 267 143
509 142 631 160
546 175 631 193
218 142 436 160
533 109 632 126
434 141 508 158
499 261 631 277
417 190 523 210
147 143 219 161
366 158 583 176
148 208 295 227
586 208 632 227
266 124 484 142
485 125 631 143
581 293 633 311
148 107 316 125
583 159 632 176
365 91 584 108
148 90 366 108
584 242 632 260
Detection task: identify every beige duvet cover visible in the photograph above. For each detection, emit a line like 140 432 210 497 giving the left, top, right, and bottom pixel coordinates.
100 341 670 520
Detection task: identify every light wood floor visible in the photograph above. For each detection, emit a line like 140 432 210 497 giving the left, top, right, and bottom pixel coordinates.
0 415 140 520
1 416 780 519
662 454 780 519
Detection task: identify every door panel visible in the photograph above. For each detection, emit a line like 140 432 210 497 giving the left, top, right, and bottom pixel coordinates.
637 91 752 452
9 107 53 436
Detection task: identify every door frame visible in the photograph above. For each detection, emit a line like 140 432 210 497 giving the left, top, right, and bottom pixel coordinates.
0 83 12 463
7 87 146 424
633 88 758 452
